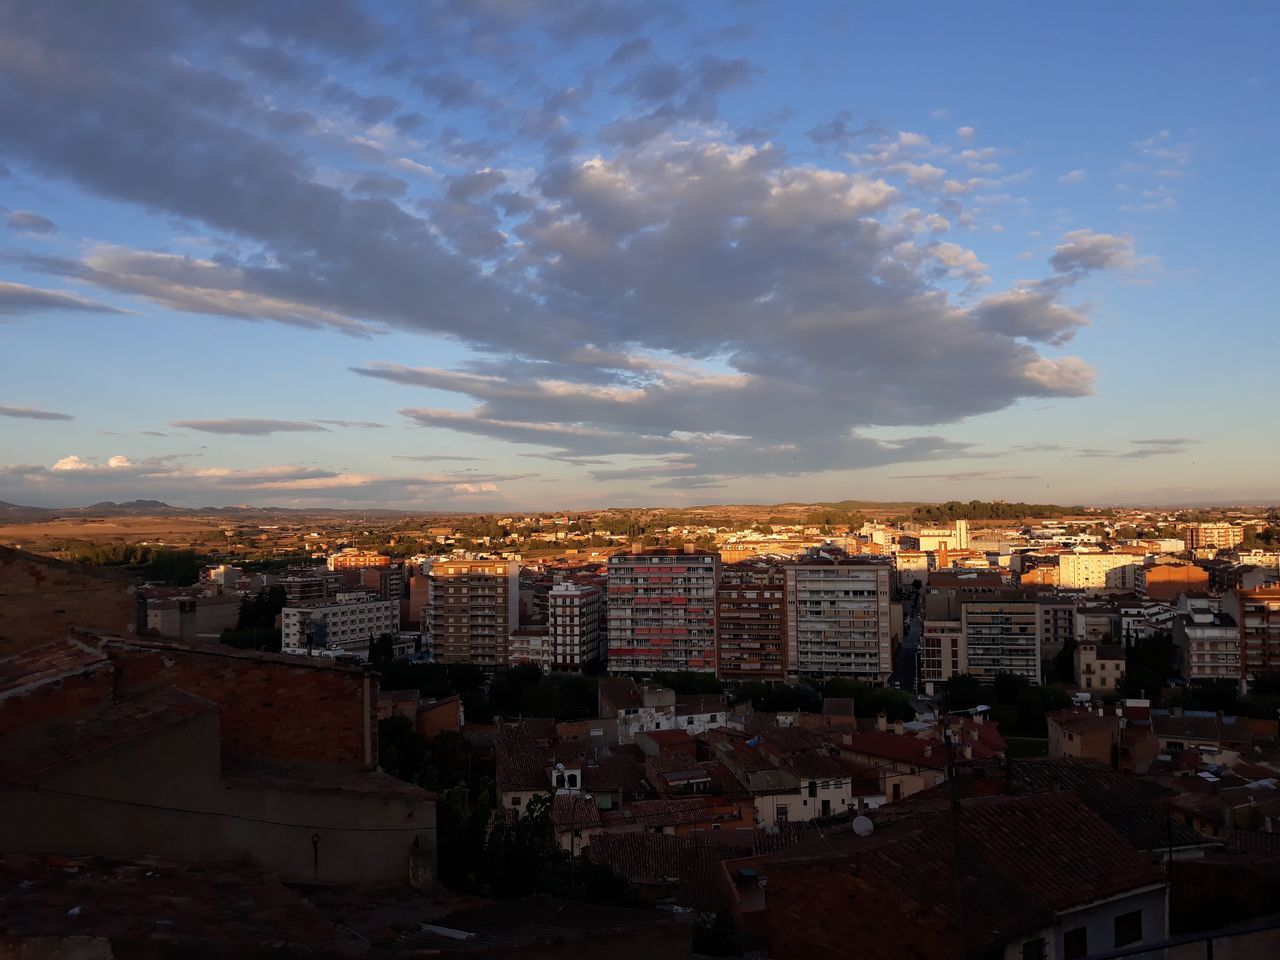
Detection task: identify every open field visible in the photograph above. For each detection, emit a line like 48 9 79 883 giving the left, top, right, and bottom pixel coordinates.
0 517 229 551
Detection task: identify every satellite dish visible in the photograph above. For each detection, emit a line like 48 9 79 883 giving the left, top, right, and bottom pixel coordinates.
554 762 566 773
852 816 875 838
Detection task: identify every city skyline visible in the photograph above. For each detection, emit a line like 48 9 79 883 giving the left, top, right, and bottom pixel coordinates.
2 1 1278 510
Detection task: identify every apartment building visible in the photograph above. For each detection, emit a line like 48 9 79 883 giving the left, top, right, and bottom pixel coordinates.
784 560 892 682
1037 596 1076 661
715 567 786 682
280 591 399 654
547 581 604 671
921 590 1048 692
1173 598 1240 683
1183 522 1244 552
606 548 719 673
898 519 969 552
326 549 392 572
1058 551 1140 592
1225 588 1280 687
426 557 520 668
359 564 405 603
962 598 1041 683
278 571 344 605
1136 560 1209 601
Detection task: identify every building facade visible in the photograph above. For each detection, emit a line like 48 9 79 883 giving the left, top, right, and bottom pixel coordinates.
548 581 604 671
426 558 520 668
716 569 786 682
1183 522 1244 552
1226 588 1280 688
326 550 393 572
784 561 892 682
280 592 400 655
1058 551 1141 592
607 549 719 673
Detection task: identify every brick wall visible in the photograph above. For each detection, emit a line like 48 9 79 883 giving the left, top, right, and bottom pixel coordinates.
0 548 136 655
96 635 379 769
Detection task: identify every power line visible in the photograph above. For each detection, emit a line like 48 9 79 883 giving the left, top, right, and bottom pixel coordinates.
1 780 436 833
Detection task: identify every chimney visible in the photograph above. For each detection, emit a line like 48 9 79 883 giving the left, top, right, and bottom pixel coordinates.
631 540 644 553
963 743 973 760
684 542 697 555
923 743 934 758
876 711 888 732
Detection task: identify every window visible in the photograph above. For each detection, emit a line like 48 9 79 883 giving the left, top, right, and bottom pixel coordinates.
1020 938 1045 960
511 796 521 806
1114 910 1143 947
776 804 789 822
1063 927 1087 959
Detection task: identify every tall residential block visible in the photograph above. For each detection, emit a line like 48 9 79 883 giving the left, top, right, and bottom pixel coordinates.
607 549 719 673
426 558 520 668
548 581 604 671
783 560 891 682
716 567 786 682
1225 588 1280 687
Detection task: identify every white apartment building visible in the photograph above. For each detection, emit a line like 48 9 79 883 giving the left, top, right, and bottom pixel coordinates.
899 519 969 552
548 581 604 670
281 591 399 655
1058 551 1141 592
784 561 892 682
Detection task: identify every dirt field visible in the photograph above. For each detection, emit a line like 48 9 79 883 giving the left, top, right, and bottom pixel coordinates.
0 517 227 550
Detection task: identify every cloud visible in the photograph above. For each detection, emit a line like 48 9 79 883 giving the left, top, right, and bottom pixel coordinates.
314 419 386 429
393 454 490 462
6 210 57 234
0 281 125 317
1049 229 1136 273
1078 438 1197 460
0 404 73 421
168 418 330 435
349 172 408 198
0 2 1138 494
1057 168 1087 184
893 469 1039 482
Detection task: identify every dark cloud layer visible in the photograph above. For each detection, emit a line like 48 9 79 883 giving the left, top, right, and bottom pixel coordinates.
0 0 1136 491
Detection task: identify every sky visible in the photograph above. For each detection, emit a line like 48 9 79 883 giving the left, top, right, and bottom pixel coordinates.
0 1 1277 511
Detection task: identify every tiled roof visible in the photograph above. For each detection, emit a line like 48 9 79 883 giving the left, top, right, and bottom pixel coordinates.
222 754 437 802
0 687 215 785
842 731 947 768
598 676 642 710
0 852 354 952
582 753 647 795
0 638 109 697
821 697 856 716
785 752 848 781
495 723 551 791
1151 712 1224 742
674 694 726 715
552 792 602 831
1011 757 1207 851
755 792 1167 958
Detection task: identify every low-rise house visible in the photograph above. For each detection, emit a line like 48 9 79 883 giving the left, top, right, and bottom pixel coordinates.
1048 709 1119 765
1075 639 1125 693
722 792 1170 960
839 730 948 802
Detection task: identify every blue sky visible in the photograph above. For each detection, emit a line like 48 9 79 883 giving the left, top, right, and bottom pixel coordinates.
1 1 1276 510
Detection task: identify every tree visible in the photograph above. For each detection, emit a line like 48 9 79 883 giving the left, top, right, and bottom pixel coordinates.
368 632 395 667
1052 637 1077 685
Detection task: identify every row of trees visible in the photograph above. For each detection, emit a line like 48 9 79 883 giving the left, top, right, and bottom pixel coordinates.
911 500 1082 522
69 543 207 585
